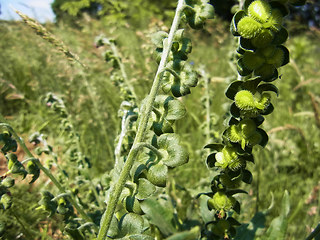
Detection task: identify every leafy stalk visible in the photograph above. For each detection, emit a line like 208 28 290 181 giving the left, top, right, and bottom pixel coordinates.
0 122 98 232
97 0 186 238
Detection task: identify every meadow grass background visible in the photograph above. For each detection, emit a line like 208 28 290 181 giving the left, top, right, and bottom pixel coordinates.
0 13 320 239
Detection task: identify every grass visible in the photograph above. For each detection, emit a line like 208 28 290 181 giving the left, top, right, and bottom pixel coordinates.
0 15 320 239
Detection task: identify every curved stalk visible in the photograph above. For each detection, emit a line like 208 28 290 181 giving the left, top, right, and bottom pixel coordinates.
97 0 185 238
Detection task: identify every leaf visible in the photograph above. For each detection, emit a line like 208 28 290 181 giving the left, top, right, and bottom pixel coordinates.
256 84 279 96
157 134 189 168
140 198 176 237
136 178 157 200
231 10 246 36
265 190 290 240
235 212 267 240
146 162 168 187
118 213 144 236
225 81 243 100
165 226 201 240
151 31 168 48
199 195 215 223
165 98 186 121
118 234 154 240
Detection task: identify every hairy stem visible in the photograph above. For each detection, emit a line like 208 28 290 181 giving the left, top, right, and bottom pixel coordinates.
97 0 185 238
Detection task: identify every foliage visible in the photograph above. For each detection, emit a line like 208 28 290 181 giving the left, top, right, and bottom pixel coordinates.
0 0 320 239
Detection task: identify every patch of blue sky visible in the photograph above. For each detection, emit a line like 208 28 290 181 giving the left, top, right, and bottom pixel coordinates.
0 0 55 23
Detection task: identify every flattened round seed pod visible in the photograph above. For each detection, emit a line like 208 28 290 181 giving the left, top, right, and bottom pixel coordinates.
251 29 274 48
248 0 272 23
242 51 265 70
237 16 262 39
234 90 256 111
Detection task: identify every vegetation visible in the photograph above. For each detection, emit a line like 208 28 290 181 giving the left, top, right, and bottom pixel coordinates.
0 0 320 239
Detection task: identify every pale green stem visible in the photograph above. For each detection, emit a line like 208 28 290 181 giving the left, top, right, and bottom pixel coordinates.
96 0 185 238
0 123 98 232
163 67 181 80
108 40 138 100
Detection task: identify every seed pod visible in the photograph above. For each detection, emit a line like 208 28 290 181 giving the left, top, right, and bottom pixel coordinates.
248 0 272 23
251 29 274 48
207 191 236 211
234 90 256 111
242 51 264 70
237 16 262 39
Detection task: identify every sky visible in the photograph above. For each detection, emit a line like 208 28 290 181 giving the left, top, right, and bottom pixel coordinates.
0 0 55 23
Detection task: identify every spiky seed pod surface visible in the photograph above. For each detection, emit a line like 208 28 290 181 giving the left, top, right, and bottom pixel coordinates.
208 192 236 211
237 16 262 39
251 28 274 48
248 0 272 23
235 90 256 111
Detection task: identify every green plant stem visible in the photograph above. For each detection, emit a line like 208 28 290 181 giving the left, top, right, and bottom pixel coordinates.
108 39 138 101
306 223 320 240
97 0 185 238
0 123 98 232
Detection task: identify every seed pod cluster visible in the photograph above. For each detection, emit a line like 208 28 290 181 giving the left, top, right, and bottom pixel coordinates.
204 0 306 238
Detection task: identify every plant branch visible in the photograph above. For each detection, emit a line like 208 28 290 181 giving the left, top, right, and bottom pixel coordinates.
97 0 185 238
0 123 98 231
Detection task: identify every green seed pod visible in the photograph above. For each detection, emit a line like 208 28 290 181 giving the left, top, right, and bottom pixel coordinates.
258 45 276 58
268 9 283 32
0 177 15 188
248 0 272 23
220 172 242 188
226 125 242 143
240 119 257 136
242 51 264 70
255 92 271 110
208 191 236 211
251 29 274 48
237 16 262 39
267 47 285 67
248 132 262 146
234 90 256 111
254 64 276 79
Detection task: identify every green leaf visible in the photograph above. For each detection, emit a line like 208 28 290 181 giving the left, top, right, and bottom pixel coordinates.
146 162 168 187
140 198 176 237
204 143 224 151
272 27 288 45
119 213 144 236
151 31 168 48
165 98 186 121
165 226 201 240
230 102 241 118
256 84 279 96
118 234 154 240
257 128 268 147
6 153 27 179
235 212 267 240
26 160 40 183
231 10 246 36
158 134 189 168
136 178 157 200
265 190 290 240
225 81 243 100
199 195 215 223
